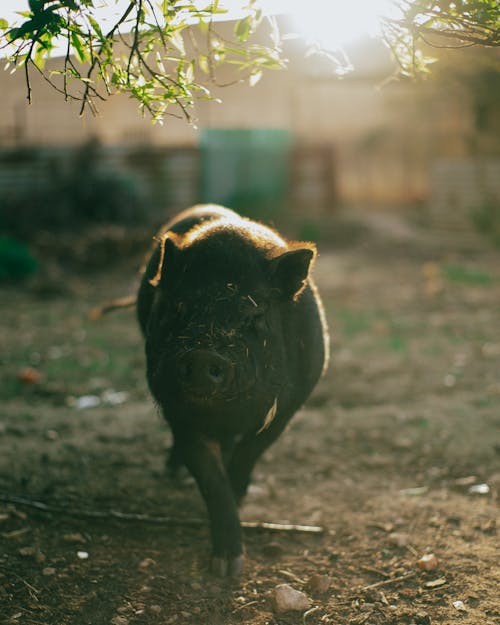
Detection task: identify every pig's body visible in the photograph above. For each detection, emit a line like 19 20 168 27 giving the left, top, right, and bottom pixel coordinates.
137 205 329 575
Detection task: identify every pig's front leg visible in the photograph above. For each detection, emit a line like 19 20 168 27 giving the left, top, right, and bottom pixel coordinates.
228 406 294 504
172 427 244 576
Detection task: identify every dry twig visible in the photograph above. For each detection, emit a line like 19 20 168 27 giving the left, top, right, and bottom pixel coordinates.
360 571 416 591
0 494 324 534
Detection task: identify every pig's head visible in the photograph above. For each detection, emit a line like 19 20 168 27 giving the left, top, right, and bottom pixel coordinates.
144 219 316 434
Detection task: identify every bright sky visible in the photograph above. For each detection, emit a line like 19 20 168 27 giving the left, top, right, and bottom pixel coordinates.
2 1 399 51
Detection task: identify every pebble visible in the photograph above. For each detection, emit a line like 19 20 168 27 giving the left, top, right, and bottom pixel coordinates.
388 532 409 547
63 532 86 544
453 600 467 612
468 483 490 495
18 547 46 563
272 584 311 613
19 547 36 557
17 367 41 385
417 553 438 571
306 574 331 594
42 567 56 576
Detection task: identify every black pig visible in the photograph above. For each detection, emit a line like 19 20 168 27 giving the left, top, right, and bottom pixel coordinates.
137 204 329 576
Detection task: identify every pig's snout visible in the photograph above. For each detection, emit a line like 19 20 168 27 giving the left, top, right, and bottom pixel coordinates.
177 350 233 397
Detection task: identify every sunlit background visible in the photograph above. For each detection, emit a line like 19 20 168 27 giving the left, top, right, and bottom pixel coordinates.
0 0 499 234
3 0 399 51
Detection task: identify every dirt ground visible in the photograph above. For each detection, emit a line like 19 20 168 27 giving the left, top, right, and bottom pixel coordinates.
1 215 499 625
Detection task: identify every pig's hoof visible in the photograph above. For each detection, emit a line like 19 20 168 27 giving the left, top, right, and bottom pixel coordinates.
211 555 244 577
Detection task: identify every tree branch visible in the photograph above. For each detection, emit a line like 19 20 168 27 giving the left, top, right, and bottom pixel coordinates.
80 0 136 115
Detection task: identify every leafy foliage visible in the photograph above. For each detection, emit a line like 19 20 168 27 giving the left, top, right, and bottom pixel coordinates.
0 1 498 118
0 0 283 122
382 0 500 76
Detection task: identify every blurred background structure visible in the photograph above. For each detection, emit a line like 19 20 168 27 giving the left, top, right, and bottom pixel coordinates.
1 13 500 266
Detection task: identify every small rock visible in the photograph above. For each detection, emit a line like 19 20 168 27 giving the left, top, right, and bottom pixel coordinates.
19 547 36 557
272 583 311 613
452 600 467 612
70 394 101 410
63 532 86 544
20 547 46 563
180 611 191 618
138 557 156 570
17 367 41 385
150 605 162 614
417 553 438 571
101 389 129 406
388 532 409 547
468 483 489 495
42 567 56 576
306 574 331 594
77 551 89 560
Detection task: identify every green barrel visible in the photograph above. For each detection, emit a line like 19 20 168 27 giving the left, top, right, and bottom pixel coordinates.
200 128 291 221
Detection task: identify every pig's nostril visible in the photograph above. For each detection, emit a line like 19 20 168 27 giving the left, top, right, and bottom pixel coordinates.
178 350 231 393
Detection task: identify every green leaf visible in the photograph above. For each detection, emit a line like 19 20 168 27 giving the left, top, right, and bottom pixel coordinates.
71 32 89 63
198 54 209 74
235 17 252 42
0 18 8 29
33 42 48 69
88 16 104 41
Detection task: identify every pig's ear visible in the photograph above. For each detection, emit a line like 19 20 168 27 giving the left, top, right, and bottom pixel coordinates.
149 232 182 287
269 245 316 299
